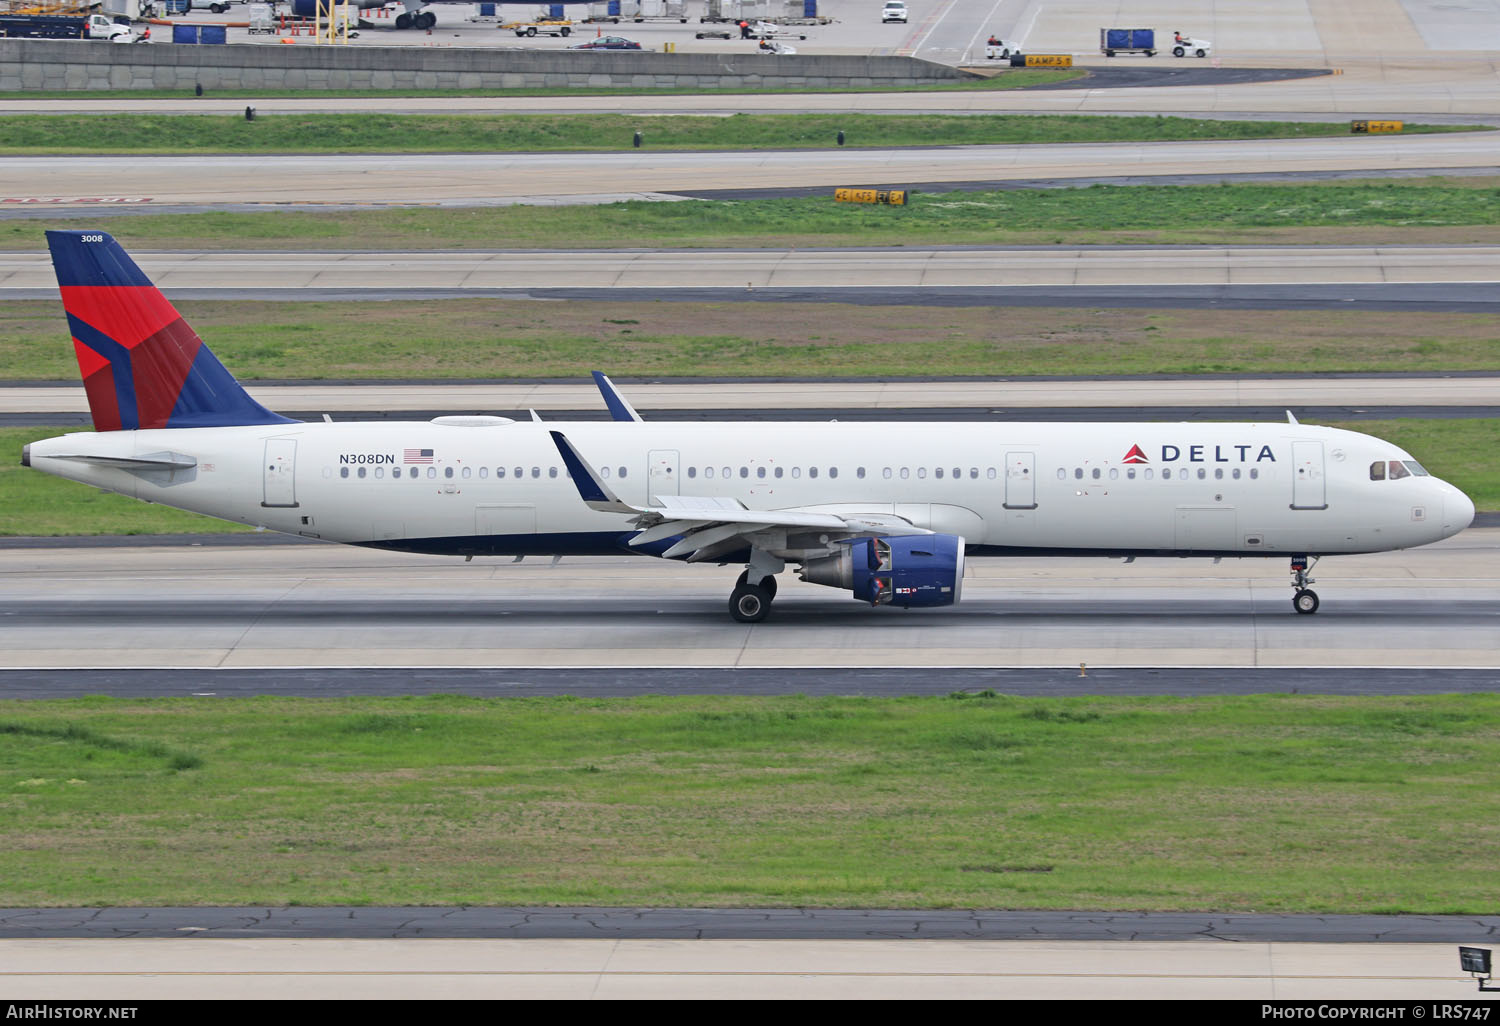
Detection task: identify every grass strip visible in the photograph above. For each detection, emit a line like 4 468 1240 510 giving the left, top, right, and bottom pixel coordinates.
6 299 1500 381
1 693 1497 911
5 178 1500 252
0 111 1459 155
4 418 1495 536
0 68 1087 103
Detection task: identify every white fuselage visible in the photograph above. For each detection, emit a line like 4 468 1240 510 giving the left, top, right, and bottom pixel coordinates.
25 419 1474 559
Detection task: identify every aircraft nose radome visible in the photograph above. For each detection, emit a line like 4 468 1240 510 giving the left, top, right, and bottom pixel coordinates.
1448 489 1476 532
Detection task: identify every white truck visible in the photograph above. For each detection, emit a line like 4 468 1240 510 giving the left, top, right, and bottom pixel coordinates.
102 0 157 20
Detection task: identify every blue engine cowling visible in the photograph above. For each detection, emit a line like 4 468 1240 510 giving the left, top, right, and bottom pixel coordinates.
798 534 965 608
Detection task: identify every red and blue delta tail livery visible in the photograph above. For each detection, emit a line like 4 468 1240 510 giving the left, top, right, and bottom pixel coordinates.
46 230 293 432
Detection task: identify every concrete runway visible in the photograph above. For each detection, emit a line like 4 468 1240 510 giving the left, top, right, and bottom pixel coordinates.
6 133 1499 207
7 377 1495 418
0 937 1493 999
1 533 1492 670
6 245 1500 290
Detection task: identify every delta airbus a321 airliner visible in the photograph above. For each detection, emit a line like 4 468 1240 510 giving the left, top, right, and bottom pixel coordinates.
23 231 1476 621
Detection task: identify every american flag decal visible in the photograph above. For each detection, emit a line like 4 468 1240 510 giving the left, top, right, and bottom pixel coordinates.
404 448 434 464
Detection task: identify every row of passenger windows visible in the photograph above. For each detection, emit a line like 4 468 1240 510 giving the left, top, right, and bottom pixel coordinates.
686 466 1002 480
330 465 579 480
1060 466 1262 482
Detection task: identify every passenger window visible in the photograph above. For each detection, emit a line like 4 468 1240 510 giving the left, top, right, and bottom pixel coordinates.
830 467 839 479
987 468 996 480
935 467 944 479
856 467 865 479
340 466 349 478
531 467 540 478
900 468 909 480
1074 468 1083 480
757 467 766 479
618 467 627 478
917 468 927 479
1232 468 1241 480
1250 468 1259 480
705 466 715 479
810 467 819 479
883 468 893 479
1213 468 1222 480
513 467 522 479
1057 468 1066 480
775 467 784 479
479 467 487 479
497 467 506 478
1126 468 1136 480
1144 469 1154 480
740 467 749 478
1197 468 1206 480
1109 468 1118 480
427 467 436 479
549 467 558 479
1163 469 1172 480
952 468 960 479
792 467 801 479
358 467 367 479
463 467 472 479
687 467 696 479
601 466 611 478
721 466 730 479
1091 468 1100 480
970 468 978 479
375 467 384 479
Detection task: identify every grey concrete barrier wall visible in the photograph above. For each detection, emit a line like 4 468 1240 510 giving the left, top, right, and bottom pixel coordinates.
0 38 975 92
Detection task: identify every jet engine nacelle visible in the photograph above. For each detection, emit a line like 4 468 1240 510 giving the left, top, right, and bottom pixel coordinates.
799 534 965 608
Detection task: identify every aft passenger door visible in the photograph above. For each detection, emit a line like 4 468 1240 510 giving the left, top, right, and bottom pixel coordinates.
262 438 298 508
1290 441 1328 510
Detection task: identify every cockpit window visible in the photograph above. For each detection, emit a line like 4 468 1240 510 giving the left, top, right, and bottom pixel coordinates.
1387 460 1411 480
1404 460 1429 477
1370 461 1385 481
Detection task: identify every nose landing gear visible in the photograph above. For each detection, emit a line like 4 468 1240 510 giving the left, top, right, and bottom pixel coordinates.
1291 555 1320 614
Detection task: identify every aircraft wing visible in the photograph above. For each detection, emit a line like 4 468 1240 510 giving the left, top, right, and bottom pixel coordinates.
550 431 929 561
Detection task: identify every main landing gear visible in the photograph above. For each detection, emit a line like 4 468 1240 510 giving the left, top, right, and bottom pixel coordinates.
1290 554 1320 614
729 569 778 623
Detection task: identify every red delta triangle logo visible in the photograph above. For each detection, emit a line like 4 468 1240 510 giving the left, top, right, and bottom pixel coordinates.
1122 444 1149 464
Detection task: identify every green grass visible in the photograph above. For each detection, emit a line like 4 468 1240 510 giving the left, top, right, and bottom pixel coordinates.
1 693 1497 910
1 110 1449 155
5 418 1494 537
6 299 1500 382
6 177 1499 252
0 68 1086 103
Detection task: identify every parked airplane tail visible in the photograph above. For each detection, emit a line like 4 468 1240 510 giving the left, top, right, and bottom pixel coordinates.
45 230 294 432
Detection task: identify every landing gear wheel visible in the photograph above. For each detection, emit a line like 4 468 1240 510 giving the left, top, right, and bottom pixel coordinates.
735 570 777 600
417 11 435 29
1293 589 1320 615
395 12 411 28
729 583 772 623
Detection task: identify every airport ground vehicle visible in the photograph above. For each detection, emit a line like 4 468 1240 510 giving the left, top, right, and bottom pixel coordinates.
1170 32 1213 57
881 1 905 24
503 17 572 36
0 12 139 39
1100 27 1155 56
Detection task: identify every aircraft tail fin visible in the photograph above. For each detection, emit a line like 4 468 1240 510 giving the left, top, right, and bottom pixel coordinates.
45 230 294 432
